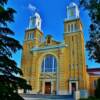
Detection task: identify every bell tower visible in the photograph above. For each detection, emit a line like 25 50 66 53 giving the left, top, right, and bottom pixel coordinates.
24 12 43 47
21 12 43 80
64 2 88 92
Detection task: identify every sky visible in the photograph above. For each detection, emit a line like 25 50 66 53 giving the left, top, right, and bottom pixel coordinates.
7 0 100 68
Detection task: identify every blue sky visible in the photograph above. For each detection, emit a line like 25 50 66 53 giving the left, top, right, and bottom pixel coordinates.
8 0 100 68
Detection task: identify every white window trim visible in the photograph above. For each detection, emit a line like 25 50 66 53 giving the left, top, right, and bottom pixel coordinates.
42 55 57 72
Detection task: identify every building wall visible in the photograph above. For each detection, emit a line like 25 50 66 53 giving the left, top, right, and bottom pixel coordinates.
20 2 100 97
21 19 89 95
89 75 100 96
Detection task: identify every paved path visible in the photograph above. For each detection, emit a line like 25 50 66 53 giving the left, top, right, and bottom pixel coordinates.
21 94 74 100
24 98 73 100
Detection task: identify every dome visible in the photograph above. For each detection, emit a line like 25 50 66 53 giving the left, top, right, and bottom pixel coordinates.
69 2 78 8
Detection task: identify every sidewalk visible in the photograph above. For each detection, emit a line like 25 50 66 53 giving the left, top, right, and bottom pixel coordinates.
21 94 74 100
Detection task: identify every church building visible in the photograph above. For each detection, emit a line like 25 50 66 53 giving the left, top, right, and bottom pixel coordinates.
21 2 100 97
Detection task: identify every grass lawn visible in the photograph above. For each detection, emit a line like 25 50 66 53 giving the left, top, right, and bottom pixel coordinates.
80 97 100 100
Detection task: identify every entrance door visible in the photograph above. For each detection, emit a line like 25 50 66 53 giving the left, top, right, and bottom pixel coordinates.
71 83 76 95
45 82 51 94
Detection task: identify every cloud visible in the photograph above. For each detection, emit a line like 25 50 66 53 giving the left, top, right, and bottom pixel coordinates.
28 3 36 11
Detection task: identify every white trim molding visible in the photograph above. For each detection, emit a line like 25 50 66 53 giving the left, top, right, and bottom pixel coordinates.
31 44 68 52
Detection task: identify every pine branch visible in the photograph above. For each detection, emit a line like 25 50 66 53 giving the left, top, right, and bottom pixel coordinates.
0 0 8 6
0 6 16 26
0 27 14 35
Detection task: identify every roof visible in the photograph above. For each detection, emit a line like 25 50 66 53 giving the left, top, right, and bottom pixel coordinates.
87 68 100 76
88 72 100 76
87 68 100 72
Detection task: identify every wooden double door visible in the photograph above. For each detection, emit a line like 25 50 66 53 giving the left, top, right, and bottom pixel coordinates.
45 82 51 94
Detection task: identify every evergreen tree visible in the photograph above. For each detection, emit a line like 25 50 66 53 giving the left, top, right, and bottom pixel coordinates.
0 0 31 100
80 0 100 63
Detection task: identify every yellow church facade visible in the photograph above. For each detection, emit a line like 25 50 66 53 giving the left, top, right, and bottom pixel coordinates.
21 2 100 97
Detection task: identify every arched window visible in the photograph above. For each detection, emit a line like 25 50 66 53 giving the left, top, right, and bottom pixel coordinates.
71 24 73 32
28 33 30 40
31 33 34 40
75 23 79 31
68 24 70 32
41 55 57 72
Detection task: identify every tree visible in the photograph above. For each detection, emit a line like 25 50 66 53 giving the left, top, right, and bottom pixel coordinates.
95 78 100 98
80 0 100 63
0 0 31 100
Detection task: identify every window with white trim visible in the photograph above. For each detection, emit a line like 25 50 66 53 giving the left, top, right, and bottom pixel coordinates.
41 55 57 72
68 24 70 32
71 24 73 32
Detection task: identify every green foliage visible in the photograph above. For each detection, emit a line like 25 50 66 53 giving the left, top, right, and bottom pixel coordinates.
80 96 100 100
80 0 100 63
0 0 31 99
95 78 100 98
0 0 8 6
0 92 24 100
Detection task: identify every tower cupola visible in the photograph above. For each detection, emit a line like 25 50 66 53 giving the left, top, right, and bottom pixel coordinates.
28 12 41 31
67 2 79 20
64 2 82 34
